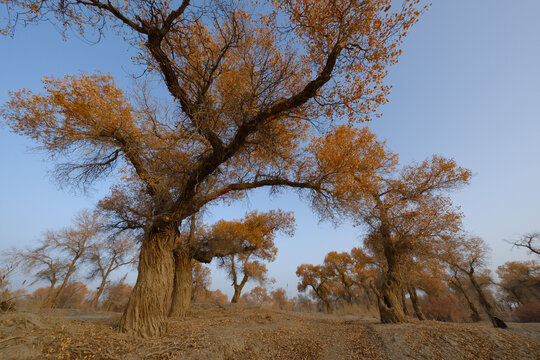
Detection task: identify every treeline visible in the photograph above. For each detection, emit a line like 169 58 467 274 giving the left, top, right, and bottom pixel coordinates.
296 238 540 324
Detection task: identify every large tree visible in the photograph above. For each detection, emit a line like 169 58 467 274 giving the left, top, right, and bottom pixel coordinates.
2 0 423 337
354 155 471 323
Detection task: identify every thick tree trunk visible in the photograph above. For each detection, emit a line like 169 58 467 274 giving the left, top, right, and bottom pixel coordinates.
374 232 407 323
468 273 507 329
119 225 177 337
408 285 426 321
401 287 410 316
169 251 193 317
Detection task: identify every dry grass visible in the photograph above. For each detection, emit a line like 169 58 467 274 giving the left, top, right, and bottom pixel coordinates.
1 304 539 359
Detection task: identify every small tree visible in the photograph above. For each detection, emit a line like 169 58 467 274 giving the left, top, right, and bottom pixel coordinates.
191 261 211 302
296 264 333 313
217 210 294 303
86 232 137 308
10 237 66 309
48 209 101 308
444 235 507 328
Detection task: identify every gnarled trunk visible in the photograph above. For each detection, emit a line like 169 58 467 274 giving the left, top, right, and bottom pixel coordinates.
408 285 426 321
169 251 192 317
119 224 177 337
468 273 507 329
373 231 407 323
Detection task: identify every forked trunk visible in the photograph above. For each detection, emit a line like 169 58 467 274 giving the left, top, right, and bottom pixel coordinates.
169 251 193 317
408 285 426 321
119 225 177 337
468 273 507 329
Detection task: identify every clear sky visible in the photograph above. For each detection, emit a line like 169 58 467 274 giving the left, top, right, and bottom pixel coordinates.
1 0 539 298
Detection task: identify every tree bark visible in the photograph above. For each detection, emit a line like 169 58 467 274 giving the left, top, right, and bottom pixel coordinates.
169 251 193 317
408 285 426 321
119 224 177 337
231 274 248 303
401 287 410 316
468 273 507 329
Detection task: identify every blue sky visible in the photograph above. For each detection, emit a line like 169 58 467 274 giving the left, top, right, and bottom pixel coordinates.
1 0 539 297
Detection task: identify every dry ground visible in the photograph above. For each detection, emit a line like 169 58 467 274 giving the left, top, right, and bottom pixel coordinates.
1 304 539 360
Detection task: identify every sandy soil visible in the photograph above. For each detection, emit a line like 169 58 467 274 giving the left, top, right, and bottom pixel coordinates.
1 304 539 359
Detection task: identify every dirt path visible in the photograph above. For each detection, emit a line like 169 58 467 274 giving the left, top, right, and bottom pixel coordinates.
1 305 539 359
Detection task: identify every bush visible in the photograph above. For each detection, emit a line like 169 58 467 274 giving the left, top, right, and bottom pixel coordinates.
515 301 540 322
420 294 470 322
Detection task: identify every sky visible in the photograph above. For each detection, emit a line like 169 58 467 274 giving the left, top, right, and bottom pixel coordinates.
0 0 539 298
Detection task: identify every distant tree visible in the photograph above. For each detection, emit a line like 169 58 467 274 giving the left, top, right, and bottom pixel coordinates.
2 0 423 337
513 233 540 256
55 281 91 309
241 286 271 305
350 156 471 323
447 267 481 322
10 237 66 309
496 260 540 306
102 279 133 312
191 261 211 302
323 251 357 305
47 210 101 308
296 264 333 312
444 235 507 328
86 232 137 309
270 288 290 310
217 210 294 303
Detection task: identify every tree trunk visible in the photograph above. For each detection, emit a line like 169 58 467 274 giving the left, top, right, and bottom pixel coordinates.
91 276 109 309
468 273 507 329
453 277 481 322
51 257 79 308
169 251 192 318
374 232 407 323
119 224 177 337
401 287 410 316
408 285 426 321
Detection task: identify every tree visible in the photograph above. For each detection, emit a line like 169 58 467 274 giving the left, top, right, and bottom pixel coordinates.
352 156 471 323
513 233 540 256
10 237 66 309
48 210 101 308
86 232 137 308
191 261 211 302
102 279 133 312
496 260 540 306
444 235 507 328
241 286 271 305
296 264 333 312
216 210 294 303
2 0 423 337
447 267 481 322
